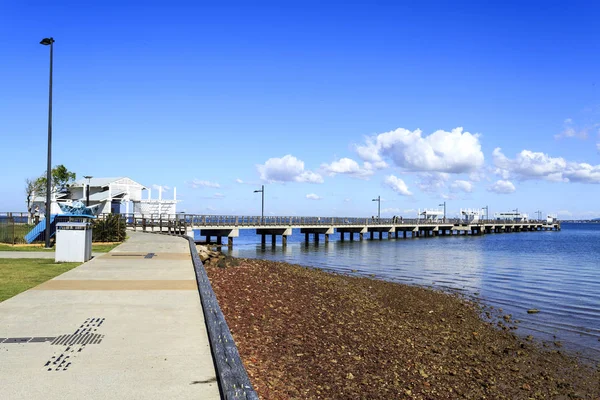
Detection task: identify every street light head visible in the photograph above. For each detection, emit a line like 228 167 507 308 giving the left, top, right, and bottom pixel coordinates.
254 190 261 193
40 38 55 46
83 175 92 180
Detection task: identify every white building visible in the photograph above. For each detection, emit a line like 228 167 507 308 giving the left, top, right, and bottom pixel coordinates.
31 177 179 218
460 208 483 223
418 208 444 221
494 211 529 222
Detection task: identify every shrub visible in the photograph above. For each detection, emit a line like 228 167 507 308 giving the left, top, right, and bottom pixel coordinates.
92 214 126 242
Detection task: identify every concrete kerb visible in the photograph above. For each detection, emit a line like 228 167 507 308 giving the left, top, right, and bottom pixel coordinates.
153 231 259 400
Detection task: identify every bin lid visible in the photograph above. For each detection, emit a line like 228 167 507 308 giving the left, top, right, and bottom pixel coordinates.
56 222 91 228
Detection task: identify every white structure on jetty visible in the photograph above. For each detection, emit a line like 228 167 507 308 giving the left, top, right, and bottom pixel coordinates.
460 208 483 223
418 208 444 221
495 211 528 222
31 177 179 217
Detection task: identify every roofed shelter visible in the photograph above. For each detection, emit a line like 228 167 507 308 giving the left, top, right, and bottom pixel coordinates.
30 177 178 218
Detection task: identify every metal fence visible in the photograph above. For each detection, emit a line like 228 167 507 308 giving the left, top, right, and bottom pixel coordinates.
0 212 32 244
117 213 556 229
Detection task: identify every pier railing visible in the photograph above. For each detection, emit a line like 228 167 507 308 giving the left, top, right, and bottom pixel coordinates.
113 213 558 230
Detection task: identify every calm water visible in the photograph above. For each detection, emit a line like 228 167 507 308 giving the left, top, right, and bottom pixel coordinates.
202 223 600 361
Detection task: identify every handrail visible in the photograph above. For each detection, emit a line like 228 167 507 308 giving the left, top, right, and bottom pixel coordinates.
113 213 559 229
185 234 258 399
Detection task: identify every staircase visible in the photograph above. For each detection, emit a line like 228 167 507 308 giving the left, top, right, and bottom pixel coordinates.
24 215 57 244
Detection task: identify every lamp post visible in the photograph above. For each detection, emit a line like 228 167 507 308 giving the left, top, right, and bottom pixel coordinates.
513 208 519 222
372 195 381 220
40 37 55 249
439 201 446 222
254 185 264 223
84 175 93 206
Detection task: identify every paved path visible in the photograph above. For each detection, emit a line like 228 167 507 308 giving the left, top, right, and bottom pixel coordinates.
0 232 219 400
0 251 105 258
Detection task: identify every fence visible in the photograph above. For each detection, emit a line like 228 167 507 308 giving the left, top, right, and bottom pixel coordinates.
0 212 32 244
0 212 128 244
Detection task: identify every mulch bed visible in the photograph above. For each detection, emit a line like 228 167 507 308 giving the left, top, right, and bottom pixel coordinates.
206 258 600 399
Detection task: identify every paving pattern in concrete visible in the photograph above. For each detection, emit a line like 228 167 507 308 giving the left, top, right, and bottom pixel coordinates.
0 232 219 400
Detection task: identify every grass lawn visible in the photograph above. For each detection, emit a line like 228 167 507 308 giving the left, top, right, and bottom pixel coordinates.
0 258 80 302
0 242 122 252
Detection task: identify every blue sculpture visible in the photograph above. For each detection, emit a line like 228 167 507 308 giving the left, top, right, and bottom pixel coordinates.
58 201 98 217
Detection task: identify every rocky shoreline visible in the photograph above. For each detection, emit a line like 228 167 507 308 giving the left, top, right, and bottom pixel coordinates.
203 251 600 399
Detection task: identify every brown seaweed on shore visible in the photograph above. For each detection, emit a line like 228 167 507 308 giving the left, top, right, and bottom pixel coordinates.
206 258 600 399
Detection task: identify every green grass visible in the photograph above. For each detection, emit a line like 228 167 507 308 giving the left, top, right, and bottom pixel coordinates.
0 242 122 252
90 243 121 252
0 258 80 302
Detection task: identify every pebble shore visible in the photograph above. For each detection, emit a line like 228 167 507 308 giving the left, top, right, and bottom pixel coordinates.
204 254 600 399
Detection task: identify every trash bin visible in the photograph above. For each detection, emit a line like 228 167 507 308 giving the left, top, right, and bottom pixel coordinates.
55 221 93 262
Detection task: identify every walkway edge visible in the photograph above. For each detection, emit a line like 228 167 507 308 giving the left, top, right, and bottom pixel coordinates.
183 235 259 400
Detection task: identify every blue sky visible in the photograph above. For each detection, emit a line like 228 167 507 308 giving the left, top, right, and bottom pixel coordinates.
1 0 599 219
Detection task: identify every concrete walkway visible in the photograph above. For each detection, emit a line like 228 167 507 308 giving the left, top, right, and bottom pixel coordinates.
0 232 219 400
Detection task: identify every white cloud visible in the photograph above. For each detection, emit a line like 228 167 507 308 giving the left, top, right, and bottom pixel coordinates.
416 172 449 193
306 193 321 200
493 148 600 184
355 127 484 174
321 157 374 179
152 184 171 191
257 155 323 184
213 193 225 199
450 180 473 193
344 198 351 202
556 210 573 217
383 175 412 196
554 118 597 140
235 178 244 184
187 179 221 189
488 180 516 194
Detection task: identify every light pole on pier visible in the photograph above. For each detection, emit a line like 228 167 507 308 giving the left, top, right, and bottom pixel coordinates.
40 37 55 249
535 210 542 221
84 175 93 206
254 185 264 223
372 196 381 220
482 205 489 221
513 208 519 222
439 201 446 222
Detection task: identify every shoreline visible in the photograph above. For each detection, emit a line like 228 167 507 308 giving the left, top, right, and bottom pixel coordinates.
206 256 600 399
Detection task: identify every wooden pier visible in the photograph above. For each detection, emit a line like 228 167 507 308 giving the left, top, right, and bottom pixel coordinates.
123 214 560 246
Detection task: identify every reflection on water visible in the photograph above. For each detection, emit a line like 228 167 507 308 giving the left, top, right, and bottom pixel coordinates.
219 224 600 361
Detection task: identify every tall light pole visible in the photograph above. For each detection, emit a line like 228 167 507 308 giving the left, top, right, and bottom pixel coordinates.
439 201 446 221
40 37 55 249
513 208 519 222
372 195 381 220
535 210 542 221
254 185 264 223
84 175 93 206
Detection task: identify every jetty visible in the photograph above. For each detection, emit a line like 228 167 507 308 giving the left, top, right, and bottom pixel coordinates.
125 214 561 247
